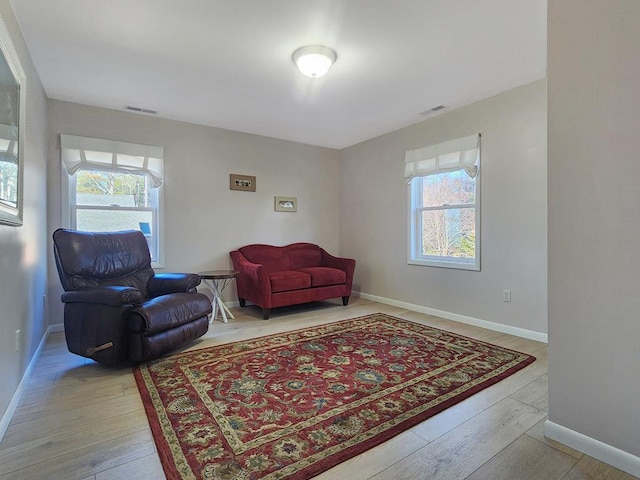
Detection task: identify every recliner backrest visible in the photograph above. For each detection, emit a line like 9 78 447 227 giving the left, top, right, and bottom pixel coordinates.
53 229 154 296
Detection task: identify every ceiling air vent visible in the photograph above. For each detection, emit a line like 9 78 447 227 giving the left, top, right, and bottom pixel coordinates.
419 105 445 116
124 105 157 115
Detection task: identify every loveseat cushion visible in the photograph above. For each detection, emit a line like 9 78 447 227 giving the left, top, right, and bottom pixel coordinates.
297 267 346 287
269 270 311 293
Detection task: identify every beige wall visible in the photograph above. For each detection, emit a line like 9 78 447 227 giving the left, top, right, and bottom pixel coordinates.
339 79 547 336
547 0 640 461
46 100 340 325
0 2 48 426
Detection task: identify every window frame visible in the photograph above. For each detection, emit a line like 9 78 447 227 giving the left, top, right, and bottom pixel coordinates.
62 164 165 268
407 170 481 271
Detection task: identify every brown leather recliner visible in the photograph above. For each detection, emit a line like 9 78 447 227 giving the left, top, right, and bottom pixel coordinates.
52 228 212 365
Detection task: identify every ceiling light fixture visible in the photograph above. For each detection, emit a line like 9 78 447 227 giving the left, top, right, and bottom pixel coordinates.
292 45 337 78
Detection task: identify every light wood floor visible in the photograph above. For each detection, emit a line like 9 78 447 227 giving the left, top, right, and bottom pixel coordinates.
0 298 636 480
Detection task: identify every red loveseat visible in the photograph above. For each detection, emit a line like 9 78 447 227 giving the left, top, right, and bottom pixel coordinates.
230 243 356 319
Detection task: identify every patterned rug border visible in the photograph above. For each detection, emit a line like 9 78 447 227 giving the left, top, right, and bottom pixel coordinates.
134 312 536 480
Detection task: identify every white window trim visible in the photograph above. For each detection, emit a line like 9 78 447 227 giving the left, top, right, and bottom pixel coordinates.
407 175 481 271
0 16 25 227
60 157 165 269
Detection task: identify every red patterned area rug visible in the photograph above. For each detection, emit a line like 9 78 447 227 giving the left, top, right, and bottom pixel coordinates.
134 313 535 480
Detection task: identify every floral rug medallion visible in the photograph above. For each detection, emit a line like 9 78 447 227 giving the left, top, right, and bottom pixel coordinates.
134 313 536 480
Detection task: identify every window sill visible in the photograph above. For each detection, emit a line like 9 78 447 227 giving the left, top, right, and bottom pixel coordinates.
408 258 479 271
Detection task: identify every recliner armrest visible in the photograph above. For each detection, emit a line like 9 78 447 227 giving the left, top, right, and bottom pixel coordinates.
147 273 202 297
61 286 144 306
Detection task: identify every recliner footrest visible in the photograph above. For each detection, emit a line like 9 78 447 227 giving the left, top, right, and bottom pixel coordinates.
128 293 212 335
129 316 210 363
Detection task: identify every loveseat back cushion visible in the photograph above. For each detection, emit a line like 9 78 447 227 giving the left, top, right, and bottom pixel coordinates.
53 229 154 294
239 244 289 273
286 244 322 269
269 270 311 293
296 267 346 287
238 243 322 272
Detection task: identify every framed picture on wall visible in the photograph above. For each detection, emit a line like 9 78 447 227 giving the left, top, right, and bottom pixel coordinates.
274 196 297 212
230 174 256 192
0 17 25 226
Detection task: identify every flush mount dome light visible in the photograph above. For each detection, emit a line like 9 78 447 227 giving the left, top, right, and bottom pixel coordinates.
292 45 337 78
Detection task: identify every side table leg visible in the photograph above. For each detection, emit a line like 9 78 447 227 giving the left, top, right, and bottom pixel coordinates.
204 279 219 324
201 275 237 324
211 280 228 323
211 298 219 324
215 278 236 320
221 302 235 319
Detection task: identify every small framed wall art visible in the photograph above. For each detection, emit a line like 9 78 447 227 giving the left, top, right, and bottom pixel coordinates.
274 196 297 212
230 174 256 192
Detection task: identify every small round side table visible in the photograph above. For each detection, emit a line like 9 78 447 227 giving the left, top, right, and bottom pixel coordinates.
199 270 239 323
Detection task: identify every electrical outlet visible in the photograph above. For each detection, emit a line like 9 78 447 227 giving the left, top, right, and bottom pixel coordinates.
502 289 511 302
15 329 21 352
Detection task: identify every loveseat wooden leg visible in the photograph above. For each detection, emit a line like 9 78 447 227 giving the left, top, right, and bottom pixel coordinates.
342 296 350 306
262 308 270 320
239 298 246 307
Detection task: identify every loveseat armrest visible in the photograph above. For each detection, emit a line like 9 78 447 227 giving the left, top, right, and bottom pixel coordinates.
320 249 356 279
230 250 272 307
148 273 202 297
61 286 144 306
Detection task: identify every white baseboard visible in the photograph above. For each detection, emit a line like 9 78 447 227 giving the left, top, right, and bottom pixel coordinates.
48 323 64 333
544 420 640 477
0 324 57 442
356 291 548 343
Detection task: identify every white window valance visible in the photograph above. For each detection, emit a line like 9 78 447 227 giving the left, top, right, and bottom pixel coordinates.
60 134 164 187
404 133 480 183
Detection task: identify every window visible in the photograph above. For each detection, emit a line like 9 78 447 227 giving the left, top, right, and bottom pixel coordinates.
406 134 480 270
0 87 19 217
0 42 23 226
0 152 17 209
61 135 164 265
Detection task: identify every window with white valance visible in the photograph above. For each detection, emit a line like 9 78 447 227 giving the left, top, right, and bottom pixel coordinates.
61 134 165 265
406 134 481 270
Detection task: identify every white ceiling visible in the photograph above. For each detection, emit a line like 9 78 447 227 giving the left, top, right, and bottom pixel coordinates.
10 0 547 149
